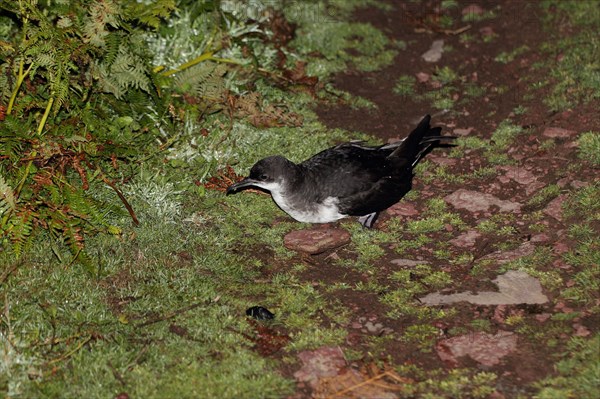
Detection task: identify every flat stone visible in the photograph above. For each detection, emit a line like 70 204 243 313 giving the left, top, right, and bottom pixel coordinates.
462 4 485 16
391 259 427 267
416 72 430 83
386 202 419 217
479 26 495 36
543 194 567 221
445 189 521 213
420 269 548 306
436 331 517 367
294 346 346 389
428 155 457 166
480 241 536 264
499 166 545 195
453 127 474 136
449 230 481 248
422 39 444 63
542 126 576 138
284 227 351 254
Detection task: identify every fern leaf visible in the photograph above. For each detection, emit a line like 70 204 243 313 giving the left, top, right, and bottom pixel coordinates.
173 62 227 100
126 0 177 29
0 173 16 214
10 212 34 258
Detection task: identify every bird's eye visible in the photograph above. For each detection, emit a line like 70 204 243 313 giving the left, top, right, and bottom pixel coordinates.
259 174 268 181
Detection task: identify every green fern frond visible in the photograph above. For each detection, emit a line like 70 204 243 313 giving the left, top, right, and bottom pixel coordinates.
97 45 152 98
83 0 122 47
173 62 227 100
103 32 124 68
0 173 16 216
0 63 10 102
10 212 34 258
125 0 177 30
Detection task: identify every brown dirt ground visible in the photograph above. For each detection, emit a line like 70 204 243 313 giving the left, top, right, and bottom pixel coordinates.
264 1 599 398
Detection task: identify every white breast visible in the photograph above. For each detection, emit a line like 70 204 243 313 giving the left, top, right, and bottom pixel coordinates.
271 190 346 223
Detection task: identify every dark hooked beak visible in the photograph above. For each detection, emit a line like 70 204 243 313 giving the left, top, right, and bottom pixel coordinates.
226 178 258 195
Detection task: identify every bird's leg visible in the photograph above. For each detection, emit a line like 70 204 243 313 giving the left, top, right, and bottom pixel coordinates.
358 212 379 229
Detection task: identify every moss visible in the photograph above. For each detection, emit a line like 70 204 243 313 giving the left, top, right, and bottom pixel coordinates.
494 45 530 63
562 182 600 221
290 21 398 79
538 1 600 110
395 367 497 398
401 324 439 352
578 131 600 165
534 335 600 398
490 120 524 149
527 184 561 208
561 237 600 304
393 75 417 97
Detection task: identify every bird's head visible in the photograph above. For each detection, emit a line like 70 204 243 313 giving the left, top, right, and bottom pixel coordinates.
226 156 294 195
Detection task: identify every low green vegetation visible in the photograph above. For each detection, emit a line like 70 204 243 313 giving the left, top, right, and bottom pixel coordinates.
393 75 416 97
539 1 600 110
534 335 600 399
527 184 561 208
289 19 400 78
494 45 530 64
577 131 600 165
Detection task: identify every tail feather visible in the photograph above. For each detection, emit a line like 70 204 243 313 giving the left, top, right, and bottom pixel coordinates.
388 115 455 167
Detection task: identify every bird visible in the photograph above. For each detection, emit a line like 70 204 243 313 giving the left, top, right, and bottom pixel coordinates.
226 115 455 228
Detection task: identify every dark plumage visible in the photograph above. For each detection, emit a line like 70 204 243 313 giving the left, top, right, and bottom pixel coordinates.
227 115 454 228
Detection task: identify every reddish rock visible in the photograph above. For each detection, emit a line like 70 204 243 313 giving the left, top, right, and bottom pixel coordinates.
429 155 457 166
416 72 430 83
570 180 588 189
386 202 419 217
554 301 574 313
445 189 521 213
492 305 508 324
436 331 517 367
553 241 570 254
462 4 485 16
535 313 551 323
542 127 576 138
449 230 481 248
543 194 567 221
480 242 536 264
479 26 495 36
453 127 474 136
284 227 351 254
293 346 346 389
573 323 591 337
531 233 550 242
499 166 543 195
